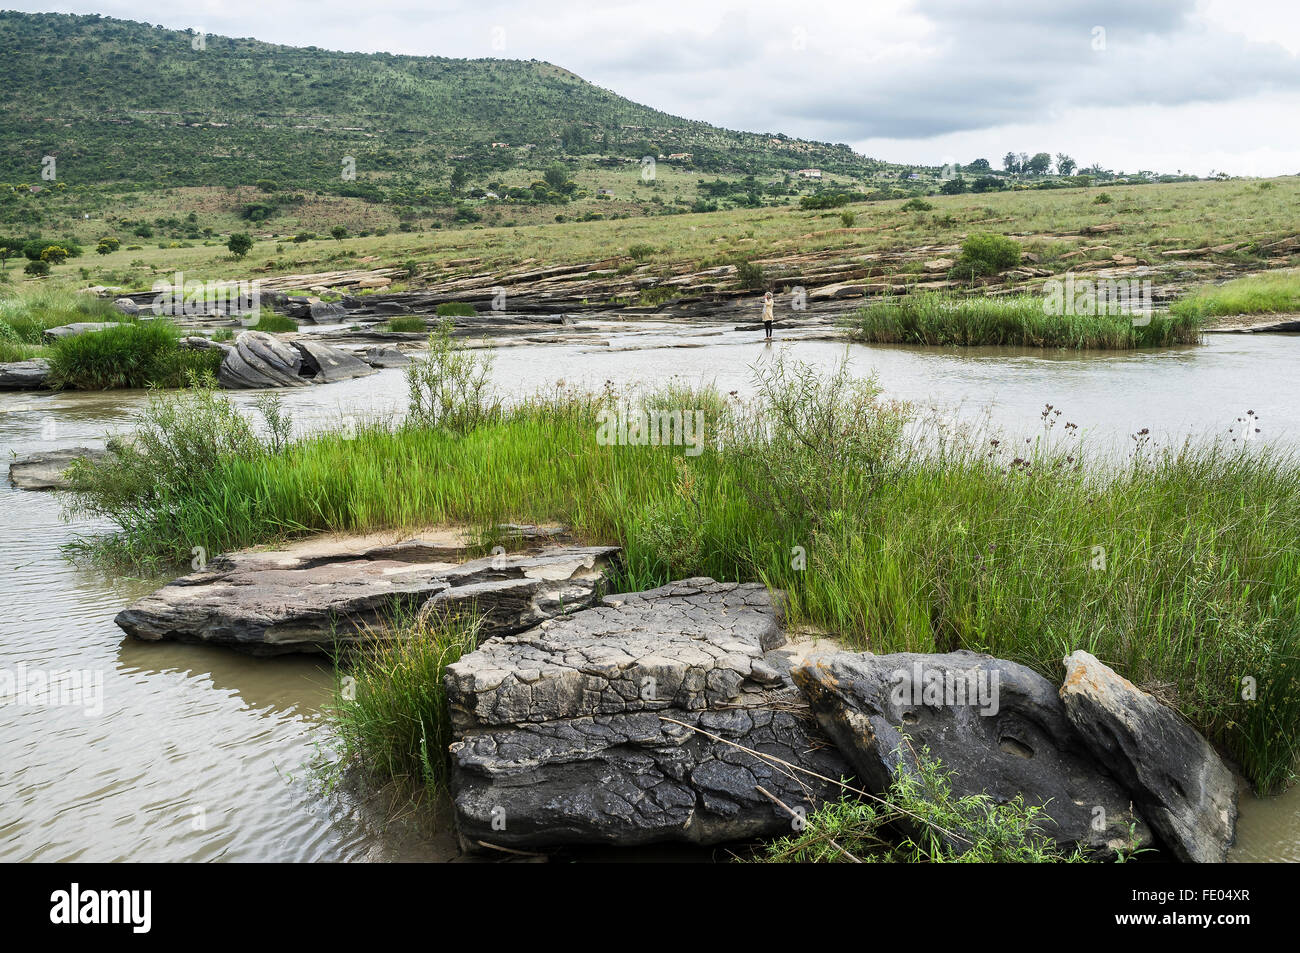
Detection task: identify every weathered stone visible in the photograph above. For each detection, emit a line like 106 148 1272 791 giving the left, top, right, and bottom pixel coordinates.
446 579 787 731
218 330 310 389
113 297 140 316
356 276 392 289
451 697 851 848
0 359 51 390
1060 651 1238 863
447 578 852 848
115 537 619 656
792 650 1151 855
9 447 109 490
41 321 118 342
291 340 377 383
361 345 410 368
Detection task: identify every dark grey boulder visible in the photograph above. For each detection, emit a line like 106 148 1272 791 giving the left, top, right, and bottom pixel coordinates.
0 359 51 390
1060 651 1238 863
451 698 851 849
792 650 1151 855
9 447 109 490
446 578 853 850
218 330 309 389
115 535 619 656
113 297 140 316
291 340 377 383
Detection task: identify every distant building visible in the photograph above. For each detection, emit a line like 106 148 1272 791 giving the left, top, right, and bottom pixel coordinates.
667 153 692 161
796 168 822 179
597 188 615 196
491 142 509 148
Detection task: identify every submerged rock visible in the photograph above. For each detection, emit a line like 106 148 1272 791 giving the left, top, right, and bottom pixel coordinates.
447 578 852 849
9 447 109 490
115 533 618 656
0 359 51 390
792 650 1151 855
1060 651 1238 863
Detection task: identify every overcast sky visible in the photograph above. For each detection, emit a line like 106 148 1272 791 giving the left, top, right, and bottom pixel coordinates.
15 0 1300 175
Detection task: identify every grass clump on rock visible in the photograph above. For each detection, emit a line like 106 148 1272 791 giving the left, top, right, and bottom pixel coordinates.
47 321 222 389
385 315 426 333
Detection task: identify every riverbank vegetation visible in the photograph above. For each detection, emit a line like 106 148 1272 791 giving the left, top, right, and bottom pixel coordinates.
64 331 1300 795
1171 269 1300 321
853 292 1203 348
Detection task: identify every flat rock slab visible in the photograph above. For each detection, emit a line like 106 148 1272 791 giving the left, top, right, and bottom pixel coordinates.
793 650 1151 855
1060 651 1238 863
445 578 787 730
115 536 619 656
0 359 51 390
451 697 852 848
361 345 411 368
9 447 109 490
292 340 377 383
41 321 119 342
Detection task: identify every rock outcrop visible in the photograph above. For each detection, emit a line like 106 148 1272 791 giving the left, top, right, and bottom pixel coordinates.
361 345 410 368
0 359 51 390
41 321 119 342
115 531 618 655
217 330 309 389
446 578 853 849
217 331 387 388
292 339 377 383
8 447 109 490
792 650 1151 855
1059 651 1238 863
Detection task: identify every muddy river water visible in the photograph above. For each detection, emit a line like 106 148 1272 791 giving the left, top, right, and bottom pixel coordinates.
2 322 1298 861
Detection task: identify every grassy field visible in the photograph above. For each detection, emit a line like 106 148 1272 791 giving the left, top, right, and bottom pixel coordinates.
854 292 1203 348
1172 268 1300 321
65 341 1300 796
14 177 1299 302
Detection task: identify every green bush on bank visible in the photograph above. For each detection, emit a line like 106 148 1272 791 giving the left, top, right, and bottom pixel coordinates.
47 321 222 389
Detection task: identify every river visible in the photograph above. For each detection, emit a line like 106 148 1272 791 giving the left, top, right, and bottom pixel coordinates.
2 322 1297 861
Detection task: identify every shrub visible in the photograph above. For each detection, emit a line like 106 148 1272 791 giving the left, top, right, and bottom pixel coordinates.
1094 192 1113 205
901 197 933 212
24 260 50 277
839 211 857 228
47 322 221 389
757 744 1090 863
227 233 254 258
735 260 766 290
405 319 500 434
951 233 1021 279
628 243 656 261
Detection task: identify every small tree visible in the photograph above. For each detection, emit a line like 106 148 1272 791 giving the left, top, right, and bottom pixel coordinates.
1026 152 1052 176
330 225 348 241
1055 153 1077 176
227 232 253 259
96 236 120 255
40 245 69 266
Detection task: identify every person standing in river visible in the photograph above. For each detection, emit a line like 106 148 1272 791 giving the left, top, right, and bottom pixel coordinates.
762 290 774 340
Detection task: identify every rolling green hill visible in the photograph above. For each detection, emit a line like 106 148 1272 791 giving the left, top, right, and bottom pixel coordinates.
0 10 880 195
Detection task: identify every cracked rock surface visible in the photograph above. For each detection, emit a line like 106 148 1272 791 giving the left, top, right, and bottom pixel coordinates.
115 529 617 655
446 578 852 849
793 649 1152 855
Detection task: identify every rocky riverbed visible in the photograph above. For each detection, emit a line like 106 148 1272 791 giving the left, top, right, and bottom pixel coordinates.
112 530 1241 861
